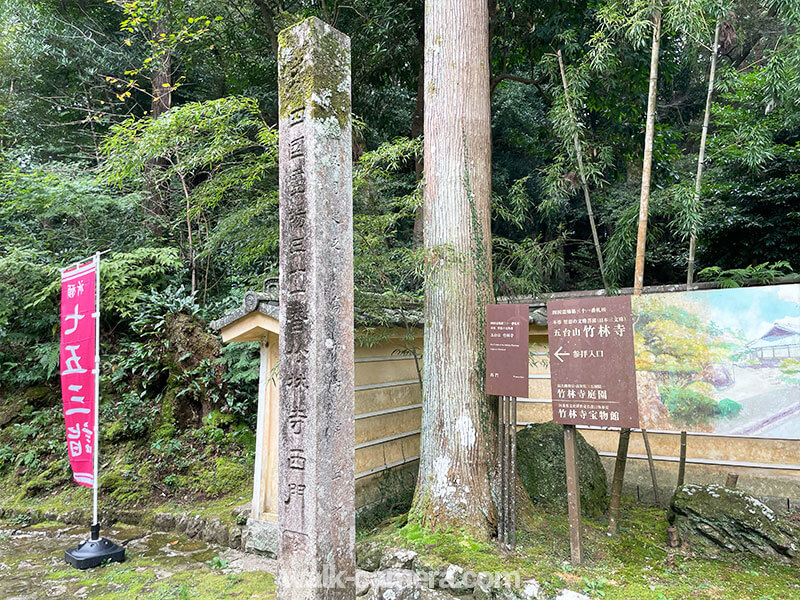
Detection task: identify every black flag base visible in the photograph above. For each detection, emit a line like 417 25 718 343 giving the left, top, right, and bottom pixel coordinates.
65 524 125 570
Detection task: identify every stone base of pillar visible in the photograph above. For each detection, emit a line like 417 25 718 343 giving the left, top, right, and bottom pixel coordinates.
244 517 279 557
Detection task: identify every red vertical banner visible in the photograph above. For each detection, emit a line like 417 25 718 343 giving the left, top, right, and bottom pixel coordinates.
60 260 97 488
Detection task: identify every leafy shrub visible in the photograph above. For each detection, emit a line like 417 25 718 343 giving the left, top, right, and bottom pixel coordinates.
0 444 14 470
716 397 743 418
660 386 743 425
698 261 793 288
660 386 718 426
103 391 157 441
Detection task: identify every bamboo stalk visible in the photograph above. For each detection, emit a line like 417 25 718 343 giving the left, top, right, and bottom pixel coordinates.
687 21 721 287
557 49 609 289
676 430 687 488
633 6 662 294
641 429 660 504
610 4 662 535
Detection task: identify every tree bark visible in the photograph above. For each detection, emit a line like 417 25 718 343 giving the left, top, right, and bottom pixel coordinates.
144 17 172 236
177 169 197 294
254 0 279 57
557 50 609 290
411 18 425 248
411 0 495 538
150 19 172 119
609 4 662 535
687 21 720 287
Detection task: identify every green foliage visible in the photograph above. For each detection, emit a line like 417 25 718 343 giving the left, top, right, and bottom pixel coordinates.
697 261 794 288
583 576 608 598
101 97 277 203
660 385 719 426
206 555 230 570
634 295 734 374
659 385 741 426
716 397 743 418
777 357 800 385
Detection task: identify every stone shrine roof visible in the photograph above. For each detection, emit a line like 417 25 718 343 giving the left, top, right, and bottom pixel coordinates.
209 291 280 332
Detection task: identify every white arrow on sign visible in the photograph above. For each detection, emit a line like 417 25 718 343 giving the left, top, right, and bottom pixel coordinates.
554 346 569 362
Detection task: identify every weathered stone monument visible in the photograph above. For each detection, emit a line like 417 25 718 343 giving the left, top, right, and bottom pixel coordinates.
277 17 355 599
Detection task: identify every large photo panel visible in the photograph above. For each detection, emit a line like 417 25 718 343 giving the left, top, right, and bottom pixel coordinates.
631 283 800 439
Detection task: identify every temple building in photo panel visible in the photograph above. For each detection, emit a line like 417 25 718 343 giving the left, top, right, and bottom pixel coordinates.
746 318 800 364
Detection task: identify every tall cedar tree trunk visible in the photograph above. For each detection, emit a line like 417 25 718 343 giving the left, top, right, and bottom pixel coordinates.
609 4 662 535
556 50 609 289
687 21 721 286
410 0 495 537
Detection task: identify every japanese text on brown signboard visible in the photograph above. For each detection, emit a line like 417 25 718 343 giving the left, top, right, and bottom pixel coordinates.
547 296 640 429
486 304 529 398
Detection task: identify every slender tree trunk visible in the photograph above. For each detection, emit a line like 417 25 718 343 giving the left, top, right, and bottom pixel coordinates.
679 21 721 491
687 21 721 287
254 0 279 57
150 19 172 119
609 4 662 535
411 0 495 538
178 171 196 294
633 6 662 293
557 50 609 290
144 18 172 236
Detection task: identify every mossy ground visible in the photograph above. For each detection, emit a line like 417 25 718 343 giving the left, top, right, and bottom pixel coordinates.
0 521 275 599
360 499 800 599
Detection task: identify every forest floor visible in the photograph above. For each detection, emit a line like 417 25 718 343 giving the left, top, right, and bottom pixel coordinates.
359 503 800 600
2 499 798 599
2 388 799 599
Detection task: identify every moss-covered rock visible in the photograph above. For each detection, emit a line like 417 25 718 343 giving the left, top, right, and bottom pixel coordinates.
516 422 608 516
0 396 25 428
669 484 799 562
21 459 70 498
22 385 55 406
198 457 249 497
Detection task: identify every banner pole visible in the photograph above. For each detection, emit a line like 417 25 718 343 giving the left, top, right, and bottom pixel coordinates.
92 251 100 532
64 251 124 570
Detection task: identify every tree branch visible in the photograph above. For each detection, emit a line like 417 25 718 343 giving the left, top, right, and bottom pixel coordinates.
490 72 549 102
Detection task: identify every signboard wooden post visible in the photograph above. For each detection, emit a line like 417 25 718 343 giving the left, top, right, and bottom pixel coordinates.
563 424 582 564
486 304 528 549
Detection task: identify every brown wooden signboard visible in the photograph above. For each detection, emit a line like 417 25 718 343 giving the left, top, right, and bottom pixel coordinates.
547 296 640 429
486 304 529 397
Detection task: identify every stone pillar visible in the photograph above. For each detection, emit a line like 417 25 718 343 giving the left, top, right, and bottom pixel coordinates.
277 17 354 600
